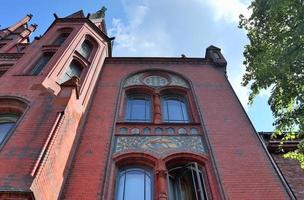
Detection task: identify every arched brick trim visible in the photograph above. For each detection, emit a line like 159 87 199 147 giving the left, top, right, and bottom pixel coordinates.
159 86 188 96
0 96 29 114
113 152 158 169
0 96 29 149
124 85 155 96
163 152 209 168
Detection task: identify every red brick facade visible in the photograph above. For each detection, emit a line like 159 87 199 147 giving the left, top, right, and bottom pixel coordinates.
0 8 297 200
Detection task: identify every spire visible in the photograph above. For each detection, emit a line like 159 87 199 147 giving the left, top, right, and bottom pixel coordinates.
89 6 107 33
89 6 107 19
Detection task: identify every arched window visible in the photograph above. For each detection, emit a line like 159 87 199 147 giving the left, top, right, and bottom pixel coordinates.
29 52 54 75
53 32 70 46
168 163 208 200
79 40 93 59
59 60 83 84
0 113 20 144
116 168 152 200
0 98 27 146
125 95 151 122
162 95 189 123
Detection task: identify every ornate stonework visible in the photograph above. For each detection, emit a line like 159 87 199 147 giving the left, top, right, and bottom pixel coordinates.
143 75 169 87
123 72 189 88
114 136 205 156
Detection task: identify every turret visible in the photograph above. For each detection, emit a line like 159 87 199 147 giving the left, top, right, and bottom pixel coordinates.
89 6 107 33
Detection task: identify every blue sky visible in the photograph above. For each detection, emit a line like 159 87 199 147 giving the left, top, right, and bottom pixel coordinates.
0 0 275 131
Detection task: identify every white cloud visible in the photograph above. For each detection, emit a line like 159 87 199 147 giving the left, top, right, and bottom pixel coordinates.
108 1 175 56
198 0 251 23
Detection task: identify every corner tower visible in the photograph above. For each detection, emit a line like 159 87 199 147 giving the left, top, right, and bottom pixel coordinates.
0 8 112 200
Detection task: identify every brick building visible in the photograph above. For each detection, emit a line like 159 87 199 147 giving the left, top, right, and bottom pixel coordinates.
0 8 299 200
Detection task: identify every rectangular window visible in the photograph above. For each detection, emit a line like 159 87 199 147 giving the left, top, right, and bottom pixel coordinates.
125 95 151 122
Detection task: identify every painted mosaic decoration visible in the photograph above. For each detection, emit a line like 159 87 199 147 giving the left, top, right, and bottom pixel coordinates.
114 136 205 156
123 73 189 88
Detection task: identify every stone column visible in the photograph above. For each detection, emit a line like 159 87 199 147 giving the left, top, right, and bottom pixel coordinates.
156 162 168 200
154 92 162 124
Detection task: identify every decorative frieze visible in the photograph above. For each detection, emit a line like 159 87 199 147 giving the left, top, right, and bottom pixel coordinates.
114 135 205 157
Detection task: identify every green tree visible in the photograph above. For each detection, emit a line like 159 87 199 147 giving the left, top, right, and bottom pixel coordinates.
239 0 304 166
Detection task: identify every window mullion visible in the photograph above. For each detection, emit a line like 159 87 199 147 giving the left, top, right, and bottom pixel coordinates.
144 172 146 200
179 100 185 122
166 101 170 122
123 171 127 200
194 162 206 200
190 164 200 200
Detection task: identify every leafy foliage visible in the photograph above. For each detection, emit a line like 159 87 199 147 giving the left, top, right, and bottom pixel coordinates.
239 0 304 166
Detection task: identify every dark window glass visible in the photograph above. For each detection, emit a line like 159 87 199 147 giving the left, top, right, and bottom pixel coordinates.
79 40 93 59
30 53 54 75
125 95 151 122
0 70 7 77
168 163 208 200
59 60 83 84
0 114 19 144
0 43 6 49
53 33 70 45
162 96 189 123
116 168 152 200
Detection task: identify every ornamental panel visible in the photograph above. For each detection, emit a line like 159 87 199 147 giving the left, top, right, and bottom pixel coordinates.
114 136 205 156
123 72 189 88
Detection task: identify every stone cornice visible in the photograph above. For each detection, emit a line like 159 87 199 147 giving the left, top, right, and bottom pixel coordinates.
105 57 212 65
0 53 24 60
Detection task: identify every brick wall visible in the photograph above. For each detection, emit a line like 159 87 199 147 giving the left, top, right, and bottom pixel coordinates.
272 154 304 199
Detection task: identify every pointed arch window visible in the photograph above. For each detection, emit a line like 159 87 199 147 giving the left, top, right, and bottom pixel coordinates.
59 60 83 84
29 53 54 75
79 40 93 59
53 32 70 46
116 168 152 200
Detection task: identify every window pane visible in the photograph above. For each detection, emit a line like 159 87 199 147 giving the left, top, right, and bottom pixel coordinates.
0 114 19 144
168 163 207 200
30 54 53 75
145 173 152 200
79 40 93 59
59 61 83 84
0 123 14 144
53 33 69 45
125 96 151 122
125 170 145 200
116 168 152 200
162 97 189 123
116 173 125 200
